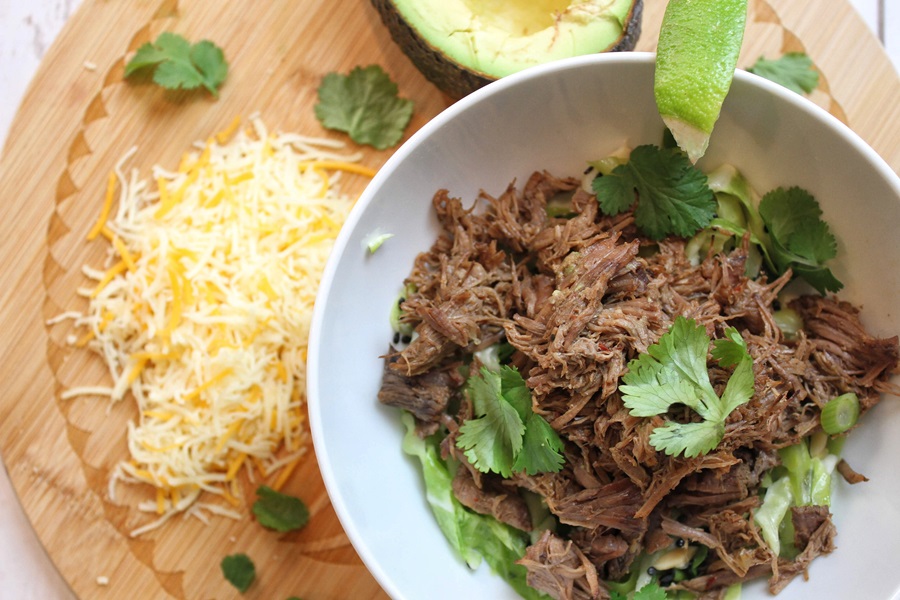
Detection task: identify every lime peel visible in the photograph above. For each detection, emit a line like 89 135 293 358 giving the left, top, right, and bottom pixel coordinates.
654 0 748 163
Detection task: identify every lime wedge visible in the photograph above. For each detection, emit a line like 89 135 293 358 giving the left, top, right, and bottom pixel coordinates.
654 0 748 163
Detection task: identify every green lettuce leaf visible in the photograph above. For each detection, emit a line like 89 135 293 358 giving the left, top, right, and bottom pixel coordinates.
400 412 548 599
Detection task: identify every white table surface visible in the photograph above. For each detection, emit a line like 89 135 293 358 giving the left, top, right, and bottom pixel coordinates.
0 1 897 598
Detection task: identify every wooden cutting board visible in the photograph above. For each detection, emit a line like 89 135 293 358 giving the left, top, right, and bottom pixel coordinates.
0 1 897 599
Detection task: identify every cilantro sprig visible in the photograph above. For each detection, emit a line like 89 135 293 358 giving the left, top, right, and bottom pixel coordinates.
124 32 227 97
221 553 255 593
315 65 414 150
710 183 843 293
592 144 716 240
758 186 841 293
456 366 565 477
252 485 310 533
611 582 668 600
748 52 819 95
621 317 754 458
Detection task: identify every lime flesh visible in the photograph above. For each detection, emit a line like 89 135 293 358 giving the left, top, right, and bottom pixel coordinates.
654 0 748 163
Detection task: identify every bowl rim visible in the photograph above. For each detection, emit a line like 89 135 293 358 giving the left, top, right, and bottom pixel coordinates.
306 51 900 599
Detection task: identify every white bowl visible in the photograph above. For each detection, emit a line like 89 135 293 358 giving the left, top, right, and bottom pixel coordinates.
308 53 900 600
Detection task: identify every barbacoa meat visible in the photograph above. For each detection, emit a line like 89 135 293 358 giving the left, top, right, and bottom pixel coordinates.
519 530 608 600
379 172 899 600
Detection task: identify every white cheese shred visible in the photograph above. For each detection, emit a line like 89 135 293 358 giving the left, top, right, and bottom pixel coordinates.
65 116 374 536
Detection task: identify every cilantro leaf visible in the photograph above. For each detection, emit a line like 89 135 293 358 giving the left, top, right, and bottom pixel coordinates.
456 400 524 478
790 263 844 295
621 317 754 457
512 413 566 475
610 583 668 600
758 186 822 242
456 366 564 477
592 170 635 214
711 327 752 368
190 40 228 94
633 582 669 600
252 485 310 532
124 42 171 74
499 366 533 418
221 553 255 593
124 32 228 97
622 349 707 418
649 419 725 458
592 145 716 240
758 187 842 293
785 220 837 264
748 53 819 95
314 65 414 150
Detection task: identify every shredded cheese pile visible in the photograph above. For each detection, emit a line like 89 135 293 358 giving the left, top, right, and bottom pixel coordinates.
61 116 374 536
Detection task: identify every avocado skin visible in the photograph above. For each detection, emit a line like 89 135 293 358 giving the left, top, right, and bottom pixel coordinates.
371 0 644 100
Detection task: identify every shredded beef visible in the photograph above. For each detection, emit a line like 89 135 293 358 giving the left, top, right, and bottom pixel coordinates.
377 359 458 435
451 467 533 531
836 459 869 484
548 478 645 536
378 172 898 597
790 505 830 552
517 530 607 600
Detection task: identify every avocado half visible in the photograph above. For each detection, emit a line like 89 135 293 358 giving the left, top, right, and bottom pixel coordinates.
372 0 644 99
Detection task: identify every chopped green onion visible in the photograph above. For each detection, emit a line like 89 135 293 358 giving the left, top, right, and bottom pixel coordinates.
820 393 860 434
689 544 708 576
808 430 828 459
587 153 628 176
363 230 394 253
723 583 743 600
826 434 846 456
605 565 640 596
546 191 576 218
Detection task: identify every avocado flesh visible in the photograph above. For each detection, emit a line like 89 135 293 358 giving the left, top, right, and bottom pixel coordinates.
373 0 642 98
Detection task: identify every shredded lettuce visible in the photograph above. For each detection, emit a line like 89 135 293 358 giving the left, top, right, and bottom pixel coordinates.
399 412 548 600
686 165 765 275
754 475 793 556
690 165 842 293
778 440 836 507
754 437 839 557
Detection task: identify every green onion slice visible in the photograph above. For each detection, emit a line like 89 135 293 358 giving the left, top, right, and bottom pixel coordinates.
820 393 860 435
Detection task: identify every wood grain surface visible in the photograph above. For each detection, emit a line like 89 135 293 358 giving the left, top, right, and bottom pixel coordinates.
0 1 897 599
